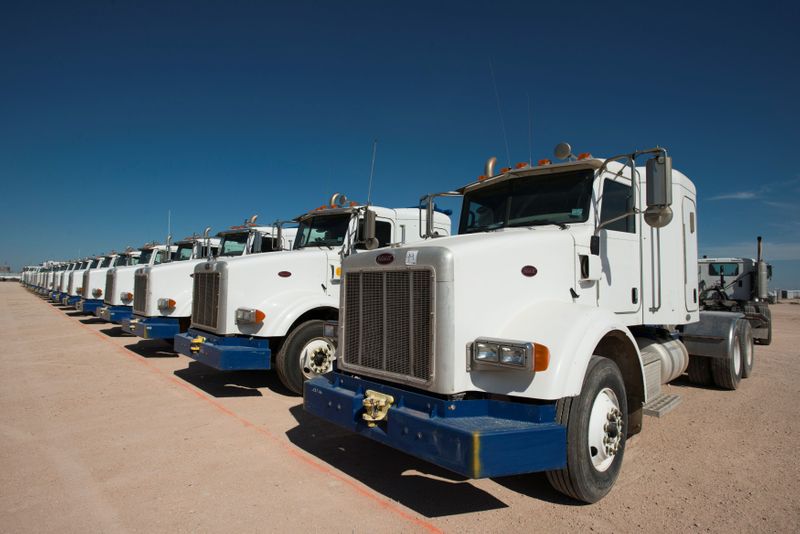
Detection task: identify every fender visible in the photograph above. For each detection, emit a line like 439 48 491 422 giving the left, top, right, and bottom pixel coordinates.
253 290 339 338
491 300 646 402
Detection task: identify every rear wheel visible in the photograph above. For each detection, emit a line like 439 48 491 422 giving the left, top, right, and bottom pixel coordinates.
739 319 754 378
687 356 713 386
711 320 743 390
754 304 772 345
276 320 336 395
546 356 627 503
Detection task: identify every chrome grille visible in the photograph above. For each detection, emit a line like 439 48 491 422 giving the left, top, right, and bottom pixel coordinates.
68 274 74 294
133 273 148 314
192 272 220 329
341 269 434 383
105 271 115 304
82 270 91 298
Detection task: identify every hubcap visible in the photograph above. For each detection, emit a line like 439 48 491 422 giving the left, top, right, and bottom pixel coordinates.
588 387 623 472
732 336 741 375
743 334 753 368
300 338 335 379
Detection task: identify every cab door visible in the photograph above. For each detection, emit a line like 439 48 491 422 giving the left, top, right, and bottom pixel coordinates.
598 176 641 316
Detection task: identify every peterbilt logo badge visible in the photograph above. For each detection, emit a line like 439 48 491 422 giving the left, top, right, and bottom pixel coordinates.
521 265 538 277
376 253 394 265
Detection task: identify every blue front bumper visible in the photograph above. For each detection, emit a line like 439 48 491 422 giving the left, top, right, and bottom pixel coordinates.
77 298 103 314
121 315 181 340
174 328 271 370
303 373 567 479
65 295 81 307
97 305 133 324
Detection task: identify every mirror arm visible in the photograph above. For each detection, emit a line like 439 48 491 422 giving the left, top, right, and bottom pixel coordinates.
420 191 461 238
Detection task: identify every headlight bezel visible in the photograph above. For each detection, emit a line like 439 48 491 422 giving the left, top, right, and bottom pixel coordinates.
469 338 533 371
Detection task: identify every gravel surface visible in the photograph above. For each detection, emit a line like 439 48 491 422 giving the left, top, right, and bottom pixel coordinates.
2 283 798 533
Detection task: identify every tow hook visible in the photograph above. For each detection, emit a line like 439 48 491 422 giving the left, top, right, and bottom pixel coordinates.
190 335 206 353
362 390 394 427
128 319 138 331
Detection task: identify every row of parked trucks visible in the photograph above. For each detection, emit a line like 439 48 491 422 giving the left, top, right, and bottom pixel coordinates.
21 143 773 503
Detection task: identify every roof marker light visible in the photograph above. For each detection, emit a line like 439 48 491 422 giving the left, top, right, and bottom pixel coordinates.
577 152 592 160
538 159 551 166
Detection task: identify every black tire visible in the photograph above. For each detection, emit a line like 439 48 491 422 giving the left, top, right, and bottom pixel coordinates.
546 356 627 503
739 319 754 378
754 304 772 346
276 320 336 395
710 320 743 390
686 356 713 386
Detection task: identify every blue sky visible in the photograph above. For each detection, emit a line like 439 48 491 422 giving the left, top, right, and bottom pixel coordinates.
1 1 798 287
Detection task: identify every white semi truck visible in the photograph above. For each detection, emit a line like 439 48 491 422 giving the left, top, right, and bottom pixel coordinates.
63 258 99 307
124 222 295 342
53 261 78 303
304 145 755 503
697 236 772 345
96 245 163 324
121 231 231 340
76 252 131 315
174 196 451 394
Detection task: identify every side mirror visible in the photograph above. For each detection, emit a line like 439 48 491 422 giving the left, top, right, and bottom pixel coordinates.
363 209 379 250
644 155 673 228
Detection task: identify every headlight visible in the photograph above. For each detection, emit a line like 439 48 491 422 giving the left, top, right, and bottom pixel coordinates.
471 338 533 370
120 291 133 302
92 288 102 298
158 298 176 309
474 341 499 362
235 307 265 323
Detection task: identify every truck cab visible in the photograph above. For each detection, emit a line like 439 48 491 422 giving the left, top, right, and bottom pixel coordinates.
54 261 77 303
96 247 162 323
174 195 451 394
304 146 755 503
63 259 98 307
121 232 225 341
698 238 773 344
76 254 123 315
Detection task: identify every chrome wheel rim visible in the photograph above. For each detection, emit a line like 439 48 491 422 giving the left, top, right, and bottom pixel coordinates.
299 337 335 380
588 387 623 472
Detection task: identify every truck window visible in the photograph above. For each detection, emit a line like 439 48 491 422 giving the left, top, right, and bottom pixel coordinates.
175 245 194 261
294 214 351 249
354 220 392 249
138 250 154 264
708 263 739 276
259 237 279 253
459 169 594 233
600 179 635 233
153 251 165 265
219 233 249 256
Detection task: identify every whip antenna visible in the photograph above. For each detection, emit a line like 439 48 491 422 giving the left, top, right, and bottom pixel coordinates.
527 92 533 165
367 139 377 206
489 58 511 167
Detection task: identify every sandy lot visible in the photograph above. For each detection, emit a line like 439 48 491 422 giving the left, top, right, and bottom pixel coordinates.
1 283 798 533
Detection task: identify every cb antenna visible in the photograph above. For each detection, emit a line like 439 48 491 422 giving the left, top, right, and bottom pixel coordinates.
527 92 533 166
489 58 511 167
366 138 377 206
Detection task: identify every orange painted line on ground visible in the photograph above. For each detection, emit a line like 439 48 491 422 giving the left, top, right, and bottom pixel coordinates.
38 297 443 534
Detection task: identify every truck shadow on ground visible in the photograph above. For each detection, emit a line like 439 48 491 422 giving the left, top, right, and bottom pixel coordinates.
124 339 178 358
100 326 132 337
285 405 574 517
668 375 725 391
173 362 295 398
65 311 86 317
79 317 106 325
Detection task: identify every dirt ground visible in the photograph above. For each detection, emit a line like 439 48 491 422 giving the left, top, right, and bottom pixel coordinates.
1 283 798 533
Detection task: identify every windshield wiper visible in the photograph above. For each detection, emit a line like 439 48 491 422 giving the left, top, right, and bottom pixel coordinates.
508 220 568 230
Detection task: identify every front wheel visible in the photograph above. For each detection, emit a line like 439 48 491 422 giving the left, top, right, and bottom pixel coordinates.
276 320 336 395
546 356 628 503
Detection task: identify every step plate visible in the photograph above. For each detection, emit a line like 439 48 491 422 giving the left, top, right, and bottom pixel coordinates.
643 393 682 418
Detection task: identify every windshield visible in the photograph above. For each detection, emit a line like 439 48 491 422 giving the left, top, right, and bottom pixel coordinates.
219 232 249 256
459 170 594 234
124 255 140 266
176 244 194 261
709 263 739 276
138 249 155 264
294 214 352 249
